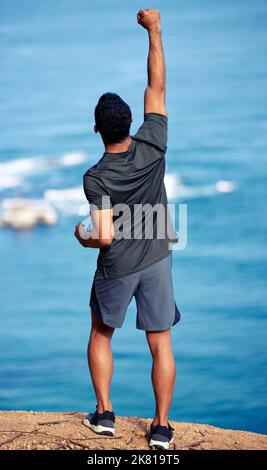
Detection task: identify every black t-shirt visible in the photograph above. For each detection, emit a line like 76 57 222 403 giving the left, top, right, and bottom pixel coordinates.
83 113 176 279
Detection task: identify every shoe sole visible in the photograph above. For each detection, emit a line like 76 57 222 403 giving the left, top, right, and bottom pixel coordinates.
149 437 174 450
83 417 115 436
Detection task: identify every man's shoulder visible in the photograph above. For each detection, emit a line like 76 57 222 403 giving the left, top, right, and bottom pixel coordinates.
133 112 168 154
83 159 104 180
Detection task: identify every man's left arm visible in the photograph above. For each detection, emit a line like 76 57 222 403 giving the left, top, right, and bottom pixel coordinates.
75 173 114 248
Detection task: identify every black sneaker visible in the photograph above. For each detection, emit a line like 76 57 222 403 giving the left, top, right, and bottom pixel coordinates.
149 423 174 450
83 406 115 436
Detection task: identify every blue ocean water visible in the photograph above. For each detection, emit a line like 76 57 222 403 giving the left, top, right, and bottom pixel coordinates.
1 0 267 434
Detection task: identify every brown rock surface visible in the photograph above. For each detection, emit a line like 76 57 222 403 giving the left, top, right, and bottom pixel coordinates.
0 411 266 450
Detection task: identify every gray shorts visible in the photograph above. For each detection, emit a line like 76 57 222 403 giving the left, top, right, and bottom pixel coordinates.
90 254 181 332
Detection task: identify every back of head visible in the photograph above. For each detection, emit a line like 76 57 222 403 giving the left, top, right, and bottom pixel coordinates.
94 93 132 144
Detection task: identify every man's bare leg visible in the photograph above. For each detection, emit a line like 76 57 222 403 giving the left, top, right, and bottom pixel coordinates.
87 310 114 413
146 329 176 427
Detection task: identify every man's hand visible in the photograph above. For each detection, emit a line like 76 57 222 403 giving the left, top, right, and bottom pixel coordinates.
137 9 160 31
74 222 89 247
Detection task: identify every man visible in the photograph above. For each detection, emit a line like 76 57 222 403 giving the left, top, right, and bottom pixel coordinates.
75 9 180 450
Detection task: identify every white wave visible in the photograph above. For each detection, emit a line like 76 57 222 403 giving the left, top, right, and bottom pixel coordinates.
0 151 87 183
0 156 44 176
0 175 23 190
164 174 183 199
215 180 236 193
44 187 84 202
44 187 86 215
165 174 236 200
58 152 87 167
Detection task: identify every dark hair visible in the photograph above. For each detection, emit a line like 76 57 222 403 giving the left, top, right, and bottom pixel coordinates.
94 93 132 144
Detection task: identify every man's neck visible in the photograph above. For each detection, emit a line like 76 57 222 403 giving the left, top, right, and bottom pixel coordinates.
104 135 132 154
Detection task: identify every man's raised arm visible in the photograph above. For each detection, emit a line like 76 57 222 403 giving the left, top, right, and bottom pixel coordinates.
137 9 167 116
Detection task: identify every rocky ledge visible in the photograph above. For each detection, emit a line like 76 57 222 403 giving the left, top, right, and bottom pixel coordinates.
0 411 266 451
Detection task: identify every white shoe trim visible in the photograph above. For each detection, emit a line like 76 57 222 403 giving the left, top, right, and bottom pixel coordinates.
83 417 115 435
149 436 174 449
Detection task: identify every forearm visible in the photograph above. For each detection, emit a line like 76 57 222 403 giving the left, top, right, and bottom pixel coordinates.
147 25 166 91
79 230 112 249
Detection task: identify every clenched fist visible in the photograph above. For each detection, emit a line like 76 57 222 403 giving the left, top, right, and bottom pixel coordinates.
137 9 161 31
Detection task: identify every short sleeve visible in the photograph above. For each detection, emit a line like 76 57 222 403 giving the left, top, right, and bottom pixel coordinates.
83 172 111 211
133 113 168 153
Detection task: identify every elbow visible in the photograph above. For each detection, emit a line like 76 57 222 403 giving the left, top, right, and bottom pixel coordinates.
147 83 165 93
98 224 114 247
157 82 165 93
99 237 113 248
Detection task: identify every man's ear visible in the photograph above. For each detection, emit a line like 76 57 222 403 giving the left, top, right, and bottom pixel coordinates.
94 125 98 134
